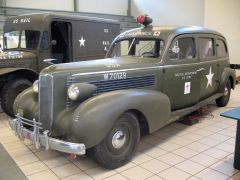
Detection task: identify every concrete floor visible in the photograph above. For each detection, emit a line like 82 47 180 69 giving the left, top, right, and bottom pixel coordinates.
0 85 240 180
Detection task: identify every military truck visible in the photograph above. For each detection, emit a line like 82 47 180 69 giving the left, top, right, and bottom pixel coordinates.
10 15 236 169
0 13 120 116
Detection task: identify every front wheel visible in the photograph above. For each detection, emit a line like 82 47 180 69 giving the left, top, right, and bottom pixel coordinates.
216 80 231 107
90 112 140 169
1 79 32 117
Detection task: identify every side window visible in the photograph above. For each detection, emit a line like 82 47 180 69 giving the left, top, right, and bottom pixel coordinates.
198 38 215 59
168 37 196 60
110 39 164 58
21 30 40 49
217 39 228 57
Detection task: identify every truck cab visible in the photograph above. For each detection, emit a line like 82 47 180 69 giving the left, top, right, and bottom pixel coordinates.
1 13 120 116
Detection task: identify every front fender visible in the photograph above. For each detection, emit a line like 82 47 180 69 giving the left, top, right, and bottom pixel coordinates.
13 87 38 120
0 68 22 76
0 67 37 76
69 89 171 149
219 67 236 92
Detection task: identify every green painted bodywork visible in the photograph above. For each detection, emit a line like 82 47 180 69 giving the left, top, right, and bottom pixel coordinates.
14 25 236 149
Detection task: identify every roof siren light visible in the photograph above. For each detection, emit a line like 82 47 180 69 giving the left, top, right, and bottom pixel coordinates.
137 15 152 27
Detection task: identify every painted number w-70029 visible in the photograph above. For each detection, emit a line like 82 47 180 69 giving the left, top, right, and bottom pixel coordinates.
104 72 127 80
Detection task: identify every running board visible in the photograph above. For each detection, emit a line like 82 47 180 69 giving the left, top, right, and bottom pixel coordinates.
230 64 240 70
168 93 223 123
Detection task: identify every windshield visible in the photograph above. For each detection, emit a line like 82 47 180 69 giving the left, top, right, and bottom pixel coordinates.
108 38 164 58
4 30 40 50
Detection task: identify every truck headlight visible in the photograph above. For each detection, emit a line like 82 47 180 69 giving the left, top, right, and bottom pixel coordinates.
33 80 39 93
68 84 80 100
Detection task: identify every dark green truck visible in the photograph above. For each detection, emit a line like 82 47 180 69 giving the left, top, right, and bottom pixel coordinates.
0 13 119 116
10 16 236 169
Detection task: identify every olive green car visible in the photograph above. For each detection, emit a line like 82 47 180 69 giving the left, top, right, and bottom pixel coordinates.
9 20 236 169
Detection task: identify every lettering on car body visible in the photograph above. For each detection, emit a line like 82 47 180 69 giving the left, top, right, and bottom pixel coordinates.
175 71 197 80
103 72 127 80
13 18 31 24
105 63 121 68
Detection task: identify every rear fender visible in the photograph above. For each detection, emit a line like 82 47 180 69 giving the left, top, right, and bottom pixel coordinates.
219 67 236 91
70 89 171 148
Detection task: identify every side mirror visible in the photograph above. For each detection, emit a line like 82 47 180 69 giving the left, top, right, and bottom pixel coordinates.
50 40 57 46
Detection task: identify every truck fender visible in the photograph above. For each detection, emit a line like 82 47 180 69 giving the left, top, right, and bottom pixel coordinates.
0 68 38 80
70 89 171 148
219 67 236 92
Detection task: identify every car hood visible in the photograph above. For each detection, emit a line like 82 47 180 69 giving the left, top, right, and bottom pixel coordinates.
0 50 37 60
41 57 163 76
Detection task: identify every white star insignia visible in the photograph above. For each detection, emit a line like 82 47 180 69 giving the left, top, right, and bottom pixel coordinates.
206 66 214 88
79 37 86 47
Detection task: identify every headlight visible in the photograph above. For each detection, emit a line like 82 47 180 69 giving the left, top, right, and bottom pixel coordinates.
68 84 80 100
33 80 39 93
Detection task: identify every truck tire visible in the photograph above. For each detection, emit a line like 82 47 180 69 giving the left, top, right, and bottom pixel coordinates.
1 79 32 117
90 112 140 169
216 80 231 107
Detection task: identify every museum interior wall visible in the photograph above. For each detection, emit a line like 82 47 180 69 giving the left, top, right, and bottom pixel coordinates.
6 0 128 16
131 0 204 26
6 0 74 11
76 0 128 16
204 0 240 76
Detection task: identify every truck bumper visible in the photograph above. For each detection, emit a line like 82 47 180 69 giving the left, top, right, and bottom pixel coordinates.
9 114 86 155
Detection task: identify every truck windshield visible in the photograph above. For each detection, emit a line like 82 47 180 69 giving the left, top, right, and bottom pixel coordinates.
4 30 40 50
108 38 164 58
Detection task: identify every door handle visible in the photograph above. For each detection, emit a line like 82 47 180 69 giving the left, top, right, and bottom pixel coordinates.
196 68 206 72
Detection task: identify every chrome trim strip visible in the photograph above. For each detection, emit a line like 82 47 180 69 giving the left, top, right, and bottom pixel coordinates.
71 58 228 77
9 115 85 155
72 66 159 77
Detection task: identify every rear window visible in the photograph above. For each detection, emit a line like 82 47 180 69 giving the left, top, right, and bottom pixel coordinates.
217 39 228 58
198 38 215 59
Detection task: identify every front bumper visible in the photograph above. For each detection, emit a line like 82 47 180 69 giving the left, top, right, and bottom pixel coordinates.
9 114 85 155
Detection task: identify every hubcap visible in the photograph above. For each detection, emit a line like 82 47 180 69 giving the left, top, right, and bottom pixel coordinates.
112 130 126 149
224 87 228 96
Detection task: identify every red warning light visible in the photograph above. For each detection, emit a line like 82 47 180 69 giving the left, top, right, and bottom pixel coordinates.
136 15 152 27
137 15 145 24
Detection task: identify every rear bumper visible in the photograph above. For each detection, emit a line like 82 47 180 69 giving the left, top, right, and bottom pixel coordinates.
9 114 85 155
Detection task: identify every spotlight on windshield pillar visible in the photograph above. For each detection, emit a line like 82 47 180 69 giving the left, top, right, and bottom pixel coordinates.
136 15 153 27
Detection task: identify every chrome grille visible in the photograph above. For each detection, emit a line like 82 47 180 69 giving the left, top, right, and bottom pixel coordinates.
91 75 155 94
39 74 53 130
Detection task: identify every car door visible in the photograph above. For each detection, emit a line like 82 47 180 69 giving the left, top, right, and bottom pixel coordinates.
197 35 220 100
163 35 201 110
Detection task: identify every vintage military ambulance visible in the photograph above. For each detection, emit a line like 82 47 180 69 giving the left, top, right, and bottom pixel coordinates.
0 13 119 117
10 15 236 169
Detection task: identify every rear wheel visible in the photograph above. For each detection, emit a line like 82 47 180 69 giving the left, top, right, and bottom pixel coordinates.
216 79 231 107
90 112 140 169
1 79 32 117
